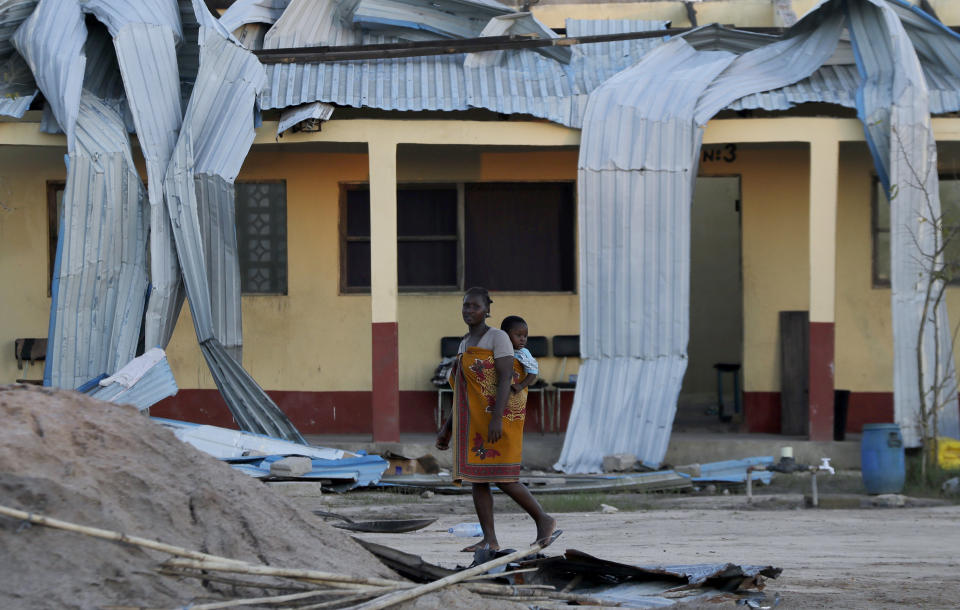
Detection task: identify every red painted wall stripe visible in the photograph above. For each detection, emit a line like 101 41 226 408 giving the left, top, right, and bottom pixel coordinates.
808 321 835 441
371 321 400 442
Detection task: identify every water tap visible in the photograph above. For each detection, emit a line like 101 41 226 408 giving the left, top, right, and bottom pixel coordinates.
818 457 835 475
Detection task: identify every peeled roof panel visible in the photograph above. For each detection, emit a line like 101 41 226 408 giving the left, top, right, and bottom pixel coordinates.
13 0 86 148
195 173 243 360
561 4 845 473
78 0 182 42
351 0 505 41
0 0 38 56
263 0 359 49
848 0 960 446
163 0 302 443
219 0 290 32
46 93 148 389
88 348 179 411
277 100 334 134
112 18 185 353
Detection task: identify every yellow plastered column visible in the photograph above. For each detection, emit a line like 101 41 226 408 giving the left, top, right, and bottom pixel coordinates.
368 138 398 324
808 136 839 440
809 137 839 325
368 138 401 440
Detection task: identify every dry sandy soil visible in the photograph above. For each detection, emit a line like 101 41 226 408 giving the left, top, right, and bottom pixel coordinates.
0 385 497 609
304 494 960 609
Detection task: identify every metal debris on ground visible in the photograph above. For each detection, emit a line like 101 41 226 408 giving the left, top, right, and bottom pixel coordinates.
156 418 389 489
357 538 783 608
312 511 437 534
378 470 692 494
694 457 775 485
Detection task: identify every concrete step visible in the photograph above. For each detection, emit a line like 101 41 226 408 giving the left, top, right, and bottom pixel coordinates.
305 431 863 472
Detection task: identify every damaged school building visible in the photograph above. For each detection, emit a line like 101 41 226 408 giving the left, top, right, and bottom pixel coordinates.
2 0 960 472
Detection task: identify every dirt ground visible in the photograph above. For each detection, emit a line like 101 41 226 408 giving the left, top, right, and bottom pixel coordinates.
298 491 960 609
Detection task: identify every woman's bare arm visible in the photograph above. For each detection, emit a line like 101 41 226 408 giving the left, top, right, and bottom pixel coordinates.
488 355 515 444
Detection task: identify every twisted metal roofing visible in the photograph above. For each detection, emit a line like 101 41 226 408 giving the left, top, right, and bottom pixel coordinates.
848 0 960 445
560 4 844 472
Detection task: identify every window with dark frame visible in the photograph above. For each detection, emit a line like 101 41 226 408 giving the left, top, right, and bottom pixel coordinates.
340 181 576 293
47 181 289 296
47 181 65 295
235 181 288 295
873 176 960 287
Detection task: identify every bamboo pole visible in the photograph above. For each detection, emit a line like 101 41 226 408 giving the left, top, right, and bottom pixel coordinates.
462 567 538 581
349 541 546 610
162 558 401 588
157 567 313 592
291 591 384 610
0 505 248 566
187 589 347 610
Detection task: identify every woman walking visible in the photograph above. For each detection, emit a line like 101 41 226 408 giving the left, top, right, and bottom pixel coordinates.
436 287 560 552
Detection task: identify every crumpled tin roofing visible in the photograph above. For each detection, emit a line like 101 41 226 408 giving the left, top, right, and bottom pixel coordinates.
104 5 186 355
559 4 844 473
45 92 149 390
163 0 303 442
218 0 291 33
848 0 960 446
258 18 668 128
88 348 178 411
13 0 85 147
277 100 334 134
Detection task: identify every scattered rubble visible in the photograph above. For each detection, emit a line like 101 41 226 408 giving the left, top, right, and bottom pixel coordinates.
602 453 637 472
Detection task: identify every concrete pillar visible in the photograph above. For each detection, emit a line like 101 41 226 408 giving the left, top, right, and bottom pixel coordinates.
808 137 839 441
368 139 400 442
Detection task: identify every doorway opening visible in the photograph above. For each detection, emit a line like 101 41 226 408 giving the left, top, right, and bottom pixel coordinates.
675 176 743 432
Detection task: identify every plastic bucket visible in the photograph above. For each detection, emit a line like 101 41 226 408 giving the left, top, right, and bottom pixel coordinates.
861 423 905 494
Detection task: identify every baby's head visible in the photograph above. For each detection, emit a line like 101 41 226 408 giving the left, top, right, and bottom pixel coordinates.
501 315 528 350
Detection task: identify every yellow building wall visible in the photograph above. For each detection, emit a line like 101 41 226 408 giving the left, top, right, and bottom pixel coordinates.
0 146 66 383
532 0 960 29
700 145 811 393
165 150 372 392
11 133 960 402
163 146 583 394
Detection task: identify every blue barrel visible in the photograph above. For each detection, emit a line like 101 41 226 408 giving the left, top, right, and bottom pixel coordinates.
861 423 905 494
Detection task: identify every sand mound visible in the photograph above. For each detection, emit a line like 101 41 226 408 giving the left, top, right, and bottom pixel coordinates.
0 385 485 609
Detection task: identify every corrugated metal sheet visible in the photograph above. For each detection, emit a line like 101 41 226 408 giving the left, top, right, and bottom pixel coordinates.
163 0 302 442
45 92 149 389
99 7 186 354
195 173 243 362
0 0 36 56
13 0 86 148
848 0 960 446
155 418 346 460
258 18 668 127
263 0 360 49
559 4 844 473
277 100 334 134
220 0 290 33
88 348 178 410
350 0 510 41
693 456 775 484
224 454 389 487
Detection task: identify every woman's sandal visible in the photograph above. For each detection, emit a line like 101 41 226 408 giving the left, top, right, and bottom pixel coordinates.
460 541 498 553
534 528 563 549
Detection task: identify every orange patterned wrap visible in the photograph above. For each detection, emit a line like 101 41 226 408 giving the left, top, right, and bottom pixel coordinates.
451 346 527 484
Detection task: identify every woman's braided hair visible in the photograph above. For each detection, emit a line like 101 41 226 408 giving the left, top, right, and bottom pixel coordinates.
464 286 493 307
